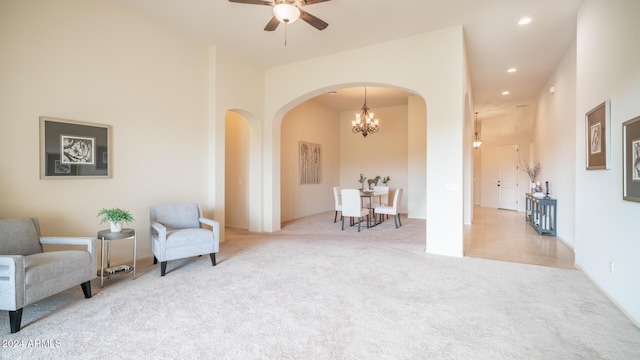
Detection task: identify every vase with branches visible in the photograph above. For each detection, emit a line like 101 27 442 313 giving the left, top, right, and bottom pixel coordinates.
518 159 542 192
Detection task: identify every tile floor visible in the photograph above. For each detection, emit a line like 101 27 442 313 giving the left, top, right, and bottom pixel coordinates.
464 206 575 269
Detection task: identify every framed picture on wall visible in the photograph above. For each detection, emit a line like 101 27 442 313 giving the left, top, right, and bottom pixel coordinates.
40 117 111 179
585 100 611 170
623 115 640 202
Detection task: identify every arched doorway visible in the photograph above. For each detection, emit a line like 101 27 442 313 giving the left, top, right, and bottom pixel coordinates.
277 85 427 226
224 110 262 234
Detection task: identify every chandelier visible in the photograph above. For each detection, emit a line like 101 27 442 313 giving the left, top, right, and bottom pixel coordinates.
352 87 380 138
473 112 483 149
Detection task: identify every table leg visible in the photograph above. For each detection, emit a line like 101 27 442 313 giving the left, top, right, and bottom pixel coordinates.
100 237 105 287
107 240 111 268
132 233 137 280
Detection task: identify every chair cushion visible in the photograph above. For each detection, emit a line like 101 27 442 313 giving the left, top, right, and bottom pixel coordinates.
165 228 213 249
0 218 42 256
24 251 92 305
153 204 200 230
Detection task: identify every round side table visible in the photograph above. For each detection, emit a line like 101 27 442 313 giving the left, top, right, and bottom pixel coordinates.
97 228 137 287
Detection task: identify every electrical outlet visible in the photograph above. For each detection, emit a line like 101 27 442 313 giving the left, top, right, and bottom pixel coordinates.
609 261 615 274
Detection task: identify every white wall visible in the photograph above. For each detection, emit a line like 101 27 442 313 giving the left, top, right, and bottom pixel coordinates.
281 100 340 222
534 42 577 247
0 0 210 263
213 47 265 234
574 0 640 325
408 96 428 219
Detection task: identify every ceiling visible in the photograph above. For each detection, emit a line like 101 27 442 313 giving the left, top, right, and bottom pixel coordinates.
111 0 582 116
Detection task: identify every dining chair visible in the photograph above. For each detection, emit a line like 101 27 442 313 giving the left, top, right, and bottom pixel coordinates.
372 185 390 207
374 188 403 228
332 186 342 223
340 189 369 232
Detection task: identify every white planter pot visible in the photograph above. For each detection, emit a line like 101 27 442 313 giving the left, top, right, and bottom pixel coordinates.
110 221 122 233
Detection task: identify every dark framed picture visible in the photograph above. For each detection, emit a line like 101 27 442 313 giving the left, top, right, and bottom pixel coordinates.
585 101 610 170
40 117 111 179
623 115 640 202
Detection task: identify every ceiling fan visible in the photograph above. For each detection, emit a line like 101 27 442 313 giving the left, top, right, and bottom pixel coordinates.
228 0 330 32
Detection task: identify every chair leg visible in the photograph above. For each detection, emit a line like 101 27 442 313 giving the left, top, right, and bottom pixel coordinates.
357 216 361 232
398 213 402 227
334 211 338 223
9 308 23 333
210 253 217 266
394 214 399 228
161 261 167 276
81 281 92 298
153 256 158 264
341 216 345 230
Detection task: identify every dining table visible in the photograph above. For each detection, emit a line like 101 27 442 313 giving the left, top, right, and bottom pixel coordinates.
360 189 385 226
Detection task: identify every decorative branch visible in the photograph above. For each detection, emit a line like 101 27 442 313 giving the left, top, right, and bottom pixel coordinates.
518 159 542 183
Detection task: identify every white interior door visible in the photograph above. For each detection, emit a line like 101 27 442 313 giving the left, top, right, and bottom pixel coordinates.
498 145 518 210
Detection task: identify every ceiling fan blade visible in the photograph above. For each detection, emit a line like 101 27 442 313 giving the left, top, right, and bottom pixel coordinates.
264 16 280 31
228 0 274 6
299 9 328 30
302 0 331 5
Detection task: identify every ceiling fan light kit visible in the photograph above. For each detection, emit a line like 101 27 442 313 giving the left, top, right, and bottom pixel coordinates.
273 3 300 23
228 0 330 35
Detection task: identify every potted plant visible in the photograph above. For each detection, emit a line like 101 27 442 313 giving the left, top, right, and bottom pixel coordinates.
381 176 391 185
97 208 134 233
358 173 367 190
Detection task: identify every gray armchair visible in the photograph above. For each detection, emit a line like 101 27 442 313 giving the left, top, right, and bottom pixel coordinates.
0 217 97 333
150 204 220 276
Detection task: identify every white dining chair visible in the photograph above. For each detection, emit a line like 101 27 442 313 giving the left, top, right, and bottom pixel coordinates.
372 185 390 207
341 189 369 232
374 188 403 228
333 186 342 223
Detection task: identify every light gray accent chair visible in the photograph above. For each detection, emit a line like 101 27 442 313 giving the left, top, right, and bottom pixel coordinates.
0 217 97 333
150 204 220 276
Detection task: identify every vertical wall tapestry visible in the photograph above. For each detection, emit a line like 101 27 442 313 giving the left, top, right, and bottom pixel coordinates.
299 141 321 184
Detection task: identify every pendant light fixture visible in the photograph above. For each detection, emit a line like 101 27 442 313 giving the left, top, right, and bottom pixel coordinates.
473 112 483 149
351 87 380 138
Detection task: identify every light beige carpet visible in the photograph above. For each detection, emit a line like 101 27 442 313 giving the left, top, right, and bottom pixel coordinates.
2 212 639 359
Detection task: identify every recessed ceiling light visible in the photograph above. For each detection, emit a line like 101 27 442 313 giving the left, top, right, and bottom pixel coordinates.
507 68 517 73
502 91 510 95
328 91 338 95
518 17 532 25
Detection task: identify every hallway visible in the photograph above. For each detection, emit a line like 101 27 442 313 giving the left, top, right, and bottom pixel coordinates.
464 206 575 269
